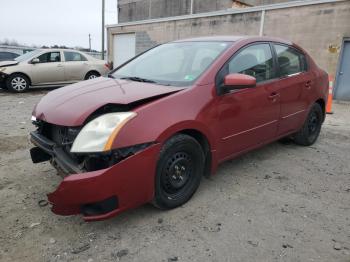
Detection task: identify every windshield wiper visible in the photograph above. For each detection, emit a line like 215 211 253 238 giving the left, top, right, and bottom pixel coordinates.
120 76 156 83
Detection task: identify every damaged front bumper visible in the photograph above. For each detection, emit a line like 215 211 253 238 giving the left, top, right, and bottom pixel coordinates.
30 131 160 221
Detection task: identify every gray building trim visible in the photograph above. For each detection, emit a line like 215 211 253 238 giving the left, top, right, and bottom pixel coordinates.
107 0 346 28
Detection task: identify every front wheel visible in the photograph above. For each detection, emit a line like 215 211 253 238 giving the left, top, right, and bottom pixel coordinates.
294 103 323 146
152 134 205 209
6 74 30 93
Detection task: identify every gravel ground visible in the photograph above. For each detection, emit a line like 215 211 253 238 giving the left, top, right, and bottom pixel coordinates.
0 88 349 262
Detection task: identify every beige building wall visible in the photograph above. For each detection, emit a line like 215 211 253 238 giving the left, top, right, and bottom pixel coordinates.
263 2 350 75
108 1 350 76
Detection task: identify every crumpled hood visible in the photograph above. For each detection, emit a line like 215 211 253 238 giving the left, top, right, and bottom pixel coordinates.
33 77 185 126
0 60 19 67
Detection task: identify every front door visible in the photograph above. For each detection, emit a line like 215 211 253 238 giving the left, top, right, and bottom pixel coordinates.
216 43 281 160
30 51 65 85
334 40 350 101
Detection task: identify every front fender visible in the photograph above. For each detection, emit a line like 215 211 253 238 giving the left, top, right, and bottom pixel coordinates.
155 120 216 149
115 118 219 175
110 83 218 172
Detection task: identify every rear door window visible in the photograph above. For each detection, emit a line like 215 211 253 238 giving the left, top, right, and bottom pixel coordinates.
64 51 87 62
274 44 307 77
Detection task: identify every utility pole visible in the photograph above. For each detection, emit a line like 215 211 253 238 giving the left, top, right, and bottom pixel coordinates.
102 0 105 60
116 0 119 23
88 34 91 51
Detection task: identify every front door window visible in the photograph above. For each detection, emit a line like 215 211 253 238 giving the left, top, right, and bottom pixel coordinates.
228 43 275 83
37 52 61 63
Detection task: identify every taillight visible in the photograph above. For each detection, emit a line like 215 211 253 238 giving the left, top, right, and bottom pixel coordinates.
104 62 113 70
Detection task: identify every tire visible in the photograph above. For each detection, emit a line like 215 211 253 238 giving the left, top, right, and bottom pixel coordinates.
294 103 323 146
152 134 205 209
278 136 294 145
0 82 8 90
85 71 100 80
6 73 30 93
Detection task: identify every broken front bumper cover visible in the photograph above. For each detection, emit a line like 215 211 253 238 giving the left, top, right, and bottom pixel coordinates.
30 131 160 221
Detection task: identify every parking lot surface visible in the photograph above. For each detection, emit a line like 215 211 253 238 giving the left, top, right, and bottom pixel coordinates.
0 88 349 262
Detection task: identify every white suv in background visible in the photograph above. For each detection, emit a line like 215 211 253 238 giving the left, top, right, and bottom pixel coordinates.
0 49 110 92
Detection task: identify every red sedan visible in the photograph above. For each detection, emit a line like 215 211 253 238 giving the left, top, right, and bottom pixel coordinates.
30 36 328 221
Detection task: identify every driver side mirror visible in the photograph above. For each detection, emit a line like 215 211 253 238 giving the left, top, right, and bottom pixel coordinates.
31 58 40 64
221 73 256 94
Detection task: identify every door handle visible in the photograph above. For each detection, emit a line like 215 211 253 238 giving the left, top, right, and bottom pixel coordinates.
305 80 312 89
268 92 279 101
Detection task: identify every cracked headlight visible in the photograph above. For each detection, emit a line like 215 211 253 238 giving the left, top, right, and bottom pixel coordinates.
71 112 137 153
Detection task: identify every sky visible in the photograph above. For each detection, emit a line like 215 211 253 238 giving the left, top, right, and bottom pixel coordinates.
0 0 118 51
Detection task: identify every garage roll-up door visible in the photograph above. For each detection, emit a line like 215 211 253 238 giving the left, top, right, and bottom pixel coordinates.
113 33 136 68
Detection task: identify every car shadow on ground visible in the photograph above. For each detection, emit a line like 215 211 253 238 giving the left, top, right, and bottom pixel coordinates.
83 140 298 229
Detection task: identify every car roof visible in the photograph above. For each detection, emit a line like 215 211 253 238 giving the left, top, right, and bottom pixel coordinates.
173 35 293 45
36 48 86 53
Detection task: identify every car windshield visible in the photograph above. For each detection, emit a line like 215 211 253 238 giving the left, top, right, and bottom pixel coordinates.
15 49 42 62
112 41 232 86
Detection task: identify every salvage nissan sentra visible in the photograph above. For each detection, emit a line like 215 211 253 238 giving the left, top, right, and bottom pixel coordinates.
30 36 328 221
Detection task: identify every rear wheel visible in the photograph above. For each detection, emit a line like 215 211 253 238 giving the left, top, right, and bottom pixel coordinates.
294 103 323 146
152 134 204 209
85 71 100 80
6 73 30 93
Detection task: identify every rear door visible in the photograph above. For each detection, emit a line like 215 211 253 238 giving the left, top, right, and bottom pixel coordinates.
272 44 311 135
63 51 89 81
30 51 65 85
216 43 281 160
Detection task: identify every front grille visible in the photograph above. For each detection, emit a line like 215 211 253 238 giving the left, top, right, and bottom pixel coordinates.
36 121 80 149
51 126 79 148
34 120 82 161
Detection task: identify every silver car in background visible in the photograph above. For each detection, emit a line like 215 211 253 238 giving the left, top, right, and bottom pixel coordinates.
0 49 110 92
